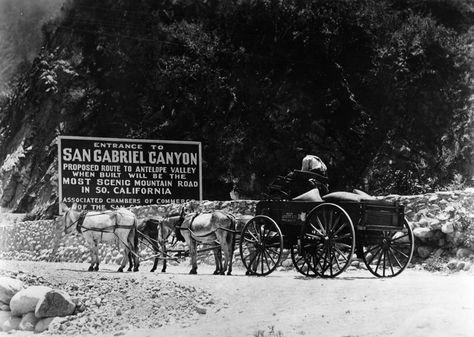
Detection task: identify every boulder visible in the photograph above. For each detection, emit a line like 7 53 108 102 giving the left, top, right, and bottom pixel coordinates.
34 316 56 333
456 248 473 258
0 303 10 311
441 222 454 234
35 289 76 318
10 286 52 316
417 246 433 259
19 312 38 331
413 227 434 241
0 277 24 304
2 315 21 332
0 311 11 328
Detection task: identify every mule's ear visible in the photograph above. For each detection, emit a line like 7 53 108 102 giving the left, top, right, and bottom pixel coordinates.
180 206 186 216
60 202 69 212
71 203 78 211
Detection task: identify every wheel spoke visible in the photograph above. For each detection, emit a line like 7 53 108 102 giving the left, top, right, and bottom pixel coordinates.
333 221 348 237
265 242 282 248
332 232 351 242
262 251 272 272
364 244 381 256
248 251 260 271
246 229 259 243
366 246 383 265
374 248 384 274
386 249 395 275
263 249 277 266
333 242 352 250
243 236 258 244
327 210 334 232
314 216 327 235
391 233 409 242
387 248 403 269
332 249 343 271
333 245 349 263
308 224 325 237
390 246 410 259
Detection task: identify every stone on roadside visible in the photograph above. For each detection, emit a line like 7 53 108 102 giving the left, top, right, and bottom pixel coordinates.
195 305 207 314
447 260 457 270
2 315 21 332
456 248 472 258
0 277 24 304
0 311 11 328
34 317 56 333
417 246 433 259
413 227 434 241
10 286 52 316
441 222 454 234
19 312 38 331
35 289 76 318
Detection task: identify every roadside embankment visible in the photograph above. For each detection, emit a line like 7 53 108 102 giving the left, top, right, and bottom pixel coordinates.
1 192 474 271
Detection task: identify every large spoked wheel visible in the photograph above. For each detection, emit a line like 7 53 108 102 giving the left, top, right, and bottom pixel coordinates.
302 203 355 278
239 215 284 276
362 218 414 277
290 244 318 277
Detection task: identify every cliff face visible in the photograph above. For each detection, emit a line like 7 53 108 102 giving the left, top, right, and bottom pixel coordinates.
0 14 86 217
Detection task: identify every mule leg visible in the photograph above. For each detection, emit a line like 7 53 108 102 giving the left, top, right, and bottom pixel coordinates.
131 240 139 272
212 248 221 275
189 239 198 274
225 233 235 276
218 248 225 275
93 242 100 271
159 226 169 273
127 252 133 272
88 242 97 272
118 242 128 272
161 239 167 273
149 243 159 272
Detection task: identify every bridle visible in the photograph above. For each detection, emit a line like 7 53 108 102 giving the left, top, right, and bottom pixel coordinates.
62 210 86 233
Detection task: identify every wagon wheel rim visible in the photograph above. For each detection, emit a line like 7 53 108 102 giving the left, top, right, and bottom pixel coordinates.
302 203 355 278
290 243 319 277
239 215 283 276
362 218 414 277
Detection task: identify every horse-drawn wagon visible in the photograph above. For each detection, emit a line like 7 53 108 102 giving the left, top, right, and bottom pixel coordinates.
239 171 414 278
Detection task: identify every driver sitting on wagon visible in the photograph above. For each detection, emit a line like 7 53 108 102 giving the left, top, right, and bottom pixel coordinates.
294 154 330 195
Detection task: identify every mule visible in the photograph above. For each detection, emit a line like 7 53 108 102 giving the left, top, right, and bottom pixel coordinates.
58 203 139 272
180 210 236 275
136 217 170 273
136 211 190 273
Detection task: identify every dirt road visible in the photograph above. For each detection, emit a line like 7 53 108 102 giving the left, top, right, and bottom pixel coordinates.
1 259 474 337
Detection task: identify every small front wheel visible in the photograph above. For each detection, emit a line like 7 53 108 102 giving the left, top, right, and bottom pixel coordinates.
361 218 414 277
239 215 283 276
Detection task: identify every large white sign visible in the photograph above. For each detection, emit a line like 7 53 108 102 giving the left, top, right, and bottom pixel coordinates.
58 136 202 211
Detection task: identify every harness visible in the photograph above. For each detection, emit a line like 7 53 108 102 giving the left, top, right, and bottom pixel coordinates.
185 212 237 240
66 210 136 247
76 211 87 234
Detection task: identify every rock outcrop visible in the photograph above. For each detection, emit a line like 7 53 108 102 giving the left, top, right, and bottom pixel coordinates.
0 276 77 333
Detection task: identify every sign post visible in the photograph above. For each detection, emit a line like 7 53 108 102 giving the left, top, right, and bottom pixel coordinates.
58 136 202 211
